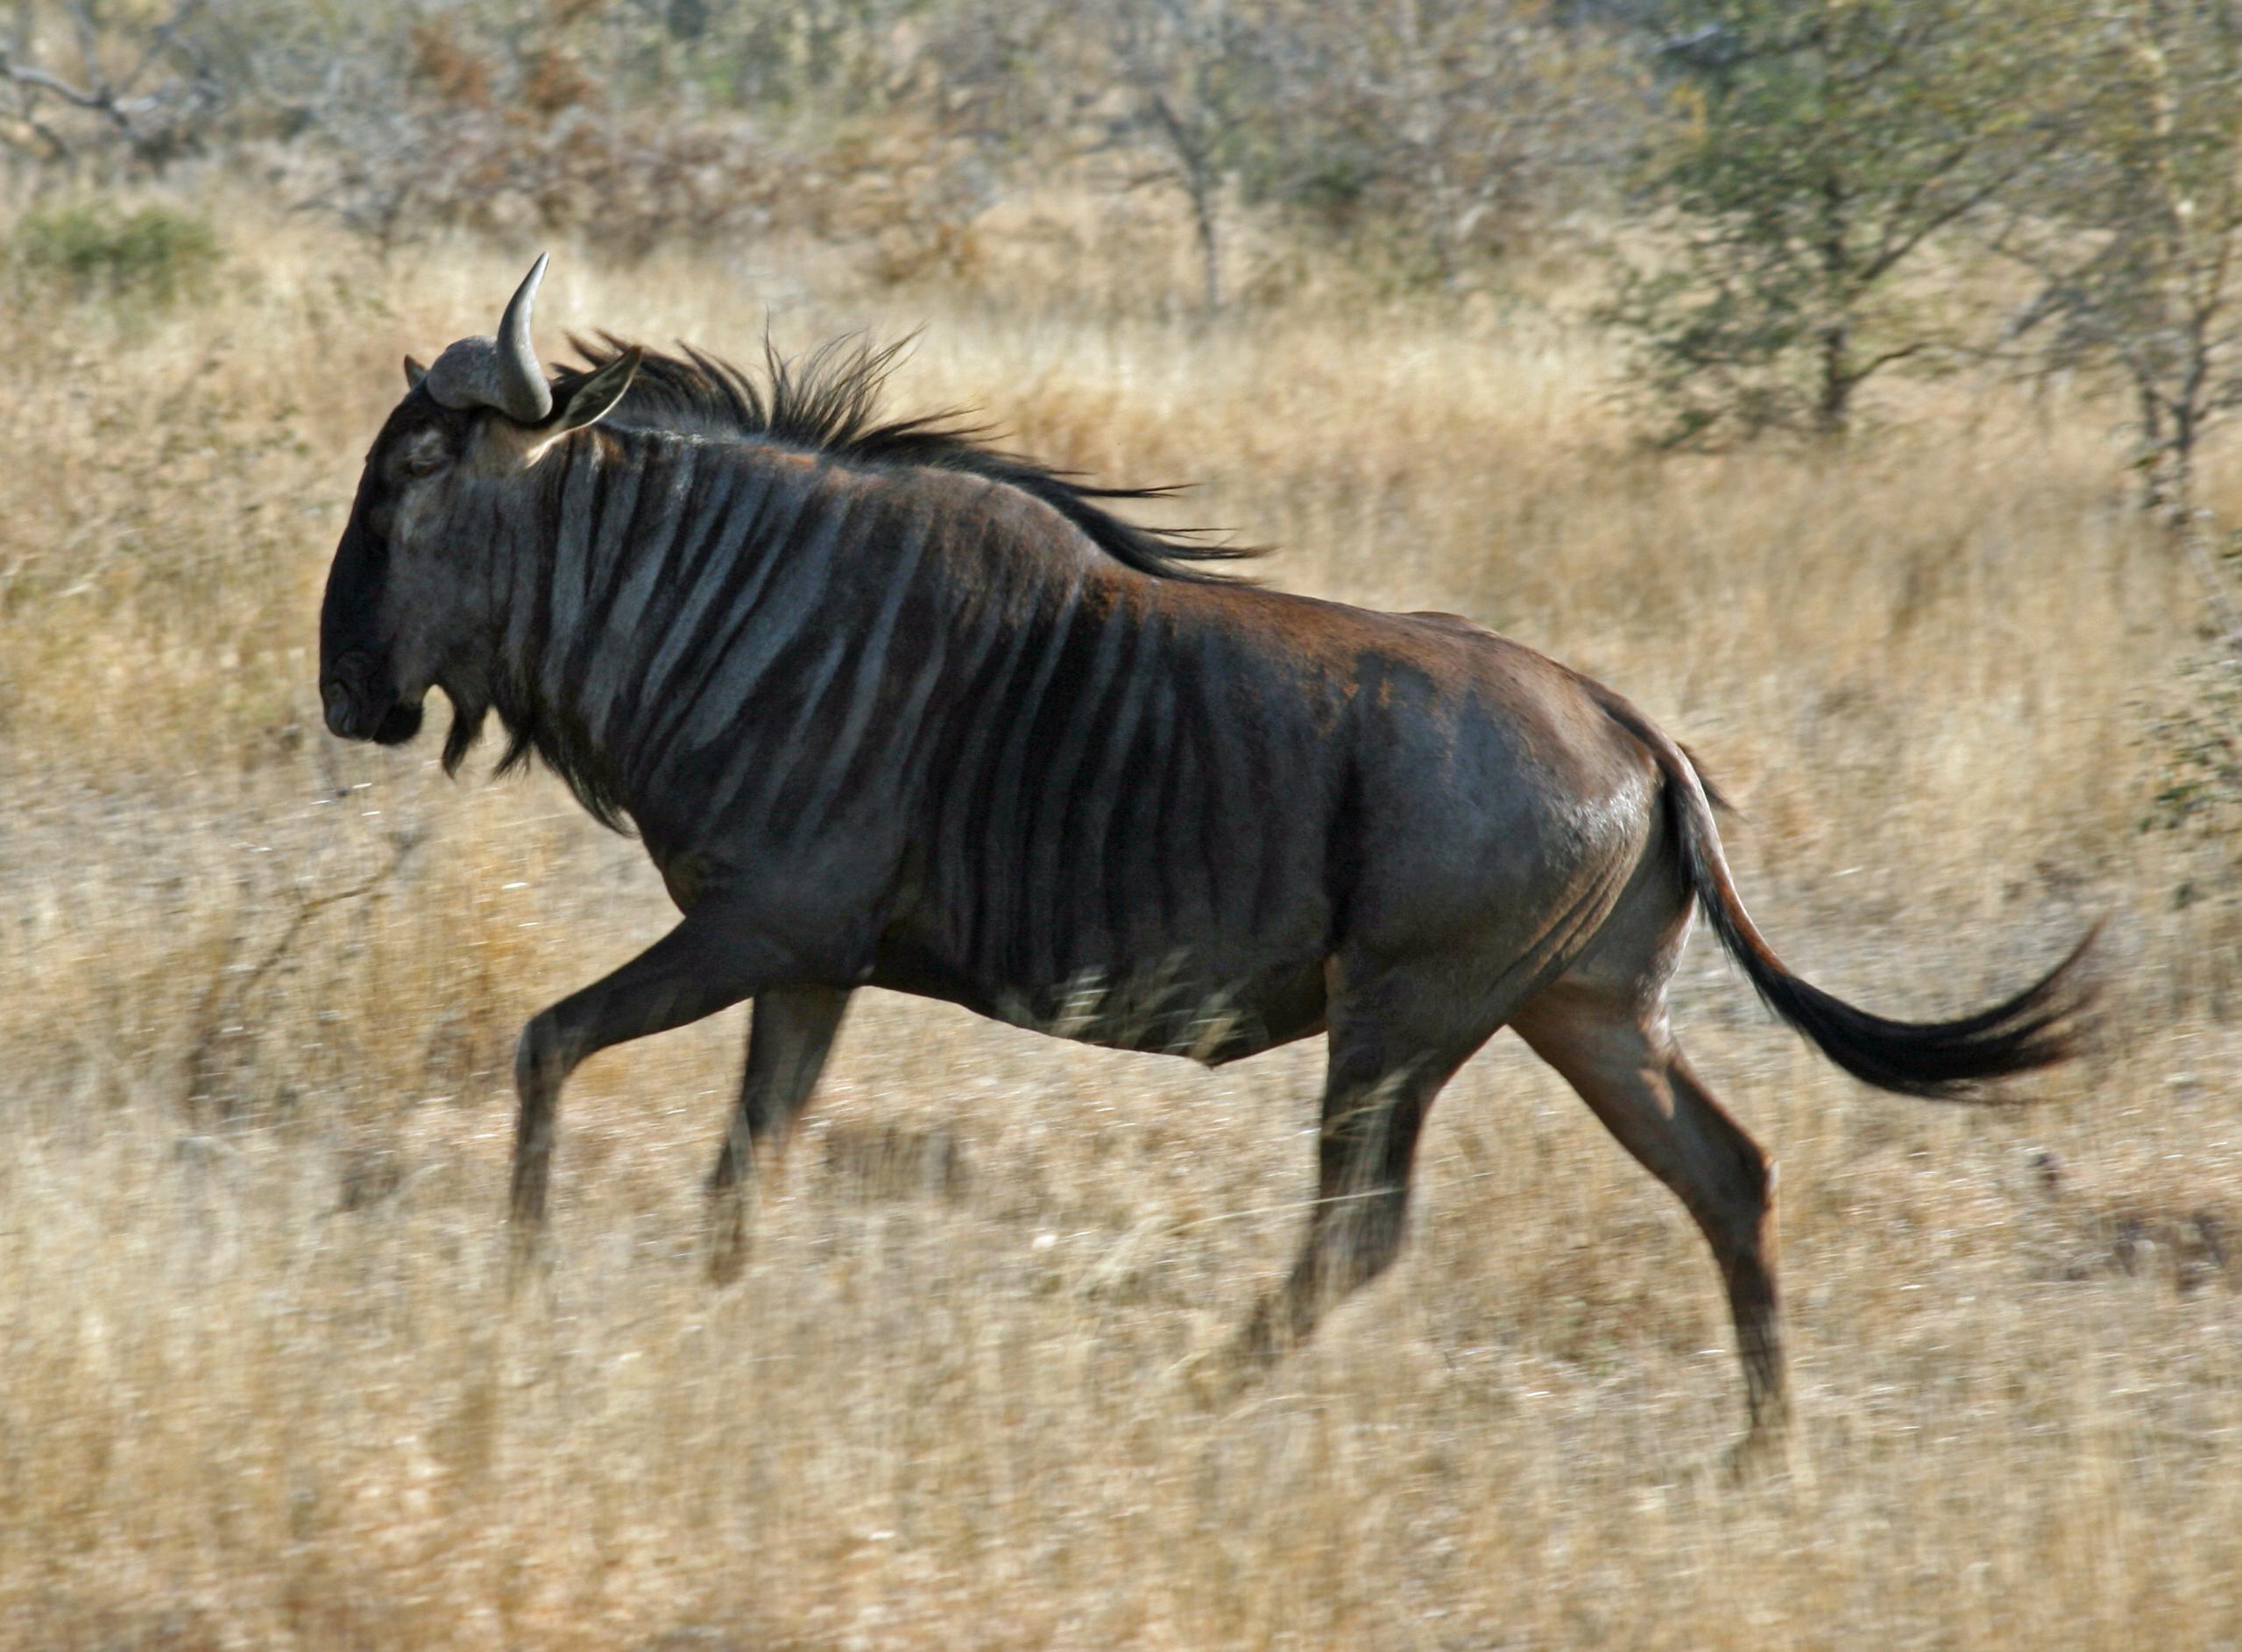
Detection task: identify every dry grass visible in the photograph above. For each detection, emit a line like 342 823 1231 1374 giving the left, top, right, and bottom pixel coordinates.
5 199 2242 1649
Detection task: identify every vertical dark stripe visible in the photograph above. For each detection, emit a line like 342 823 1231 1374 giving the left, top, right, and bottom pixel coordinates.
879 525 1008 820
721 624 852 830
1113 625 1180 955
1075 597 1164 956
601 456 739 710
503 440 587 695
656 488 859 777
888 575 1014 962
548 443 632 660
1022 588 1135 963
631 471 820 781
794 498 943 837
1166 717 1215 939
583 441 697 649
1194 618 1254 941
634 466 780 709
1249 689 1298 942
975 571 1087 985
572 443 698 738
931 590 1050 971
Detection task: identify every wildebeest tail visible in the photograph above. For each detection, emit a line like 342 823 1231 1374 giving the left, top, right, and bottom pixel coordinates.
1592 688 2099 1101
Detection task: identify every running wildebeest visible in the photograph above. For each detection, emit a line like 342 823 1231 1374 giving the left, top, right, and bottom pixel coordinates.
319 258 2096 1461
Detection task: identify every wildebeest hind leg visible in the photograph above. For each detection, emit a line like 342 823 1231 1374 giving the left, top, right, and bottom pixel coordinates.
1512 988 1786 1471
706 984 852 1285
509 912 795 1288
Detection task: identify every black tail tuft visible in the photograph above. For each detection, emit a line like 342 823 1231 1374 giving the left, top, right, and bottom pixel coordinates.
1717 917 2100 1102
1670 788 2101 1103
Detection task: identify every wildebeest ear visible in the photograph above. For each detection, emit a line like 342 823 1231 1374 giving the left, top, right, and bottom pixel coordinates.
404 355 428 392
548 347 642 437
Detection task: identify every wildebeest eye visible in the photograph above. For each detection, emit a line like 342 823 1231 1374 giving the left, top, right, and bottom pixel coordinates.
403 452 447 479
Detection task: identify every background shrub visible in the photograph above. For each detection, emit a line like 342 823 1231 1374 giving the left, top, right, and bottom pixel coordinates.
7 200 222 307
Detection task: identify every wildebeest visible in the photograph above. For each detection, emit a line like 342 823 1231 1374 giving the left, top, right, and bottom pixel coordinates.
320 258 2095 1460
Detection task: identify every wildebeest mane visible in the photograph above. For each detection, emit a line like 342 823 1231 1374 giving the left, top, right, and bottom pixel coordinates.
552 333 1256 583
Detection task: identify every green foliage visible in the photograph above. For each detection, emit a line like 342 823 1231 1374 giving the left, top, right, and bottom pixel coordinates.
7 201 223 308
1998 1 2242 521
1607 0 2055 447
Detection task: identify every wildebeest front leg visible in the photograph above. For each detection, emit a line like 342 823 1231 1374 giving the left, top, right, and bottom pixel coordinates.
706 984 852 1284
1231 1011 1475 1371
510 914 792 1281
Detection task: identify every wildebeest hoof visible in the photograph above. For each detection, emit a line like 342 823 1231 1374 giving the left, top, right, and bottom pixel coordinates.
1722 1420 1793 1486
705 1206 752 1287
1170 1317 1276 1412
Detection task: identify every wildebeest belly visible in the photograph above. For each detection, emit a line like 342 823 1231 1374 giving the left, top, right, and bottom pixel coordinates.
866 937 1330 1065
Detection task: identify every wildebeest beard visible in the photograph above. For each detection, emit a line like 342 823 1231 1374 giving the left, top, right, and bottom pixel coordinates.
437 682 490 777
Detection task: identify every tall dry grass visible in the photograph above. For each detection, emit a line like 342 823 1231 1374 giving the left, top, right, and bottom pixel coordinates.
4 200 2241 1649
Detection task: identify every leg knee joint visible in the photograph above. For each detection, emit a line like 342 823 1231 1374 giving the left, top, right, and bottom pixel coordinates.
514 1013 575 1098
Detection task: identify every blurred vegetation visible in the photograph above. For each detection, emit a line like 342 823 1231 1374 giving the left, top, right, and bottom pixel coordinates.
1996 1 2242 526
1602 0 2062 447
8 0 2242 506
2145 646 2242 909
5 197 220 304
0 0 1644 282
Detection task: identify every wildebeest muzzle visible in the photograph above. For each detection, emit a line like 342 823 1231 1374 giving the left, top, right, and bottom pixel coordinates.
322 650 424 745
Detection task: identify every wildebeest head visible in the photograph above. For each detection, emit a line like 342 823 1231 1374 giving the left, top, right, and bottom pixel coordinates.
319 255 640 758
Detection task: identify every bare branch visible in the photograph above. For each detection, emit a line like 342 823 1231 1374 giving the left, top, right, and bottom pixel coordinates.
0 47 130 120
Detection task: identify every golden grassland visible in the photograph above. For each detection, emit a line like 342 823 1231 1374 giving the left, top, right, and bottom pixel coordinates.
5 200 2242 1648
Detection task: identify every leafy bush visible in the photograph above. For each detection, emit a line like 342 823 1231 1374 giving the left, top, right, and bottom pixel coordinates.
1602 0 2053 447
8 201 223 307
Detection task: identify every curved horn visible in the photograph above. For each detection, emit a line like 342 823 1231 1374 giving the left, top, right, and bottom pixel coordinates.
494 253 552 423
421 254 555 423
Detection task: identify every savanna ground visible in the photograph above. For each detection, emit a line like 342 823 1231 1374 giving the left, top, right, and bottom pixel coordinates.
4 196 2242 1650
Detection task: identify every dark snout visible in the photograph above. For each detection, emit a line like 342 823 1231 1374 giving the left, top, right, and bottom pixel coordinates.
320 503 424 746
321 651 424 745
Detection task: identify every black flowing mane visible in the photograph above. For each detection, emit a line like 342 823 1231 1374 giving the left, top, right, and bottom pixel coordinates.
551 334 1258 583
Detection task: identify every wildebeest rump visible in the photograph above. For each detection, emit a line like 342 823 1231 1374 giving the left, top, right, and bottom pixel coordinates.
319 259 2097 1459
